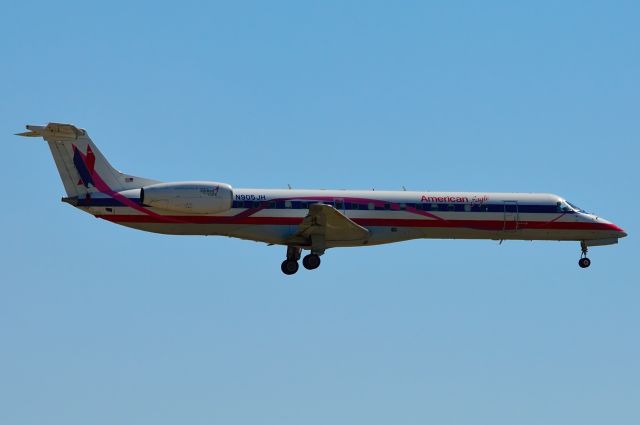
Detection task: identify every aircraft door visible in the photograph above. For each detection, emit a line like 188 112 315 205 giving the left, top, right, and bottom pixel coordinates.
503 201 519 232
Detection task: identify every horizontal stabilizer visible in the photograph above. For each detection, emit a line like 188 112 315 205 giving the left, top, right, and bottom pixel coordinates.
16 123 86 140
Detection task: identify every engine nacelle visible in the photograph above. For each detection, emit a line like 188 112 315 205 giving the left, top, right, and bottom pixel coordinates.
140 181 233 214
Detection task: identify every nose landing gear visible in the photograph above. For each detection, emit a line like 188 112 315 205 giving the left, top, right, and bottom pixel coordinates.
578 257 591 268
578 241 591 268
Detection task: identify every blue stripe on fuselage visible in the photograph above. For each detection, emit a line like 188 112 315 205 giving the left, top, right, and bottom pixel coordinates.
77 198 567 215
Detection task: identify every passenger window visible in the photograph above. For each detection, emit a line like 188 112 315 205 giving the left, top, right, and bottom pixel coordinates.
285 200 292 209
368 203 375 210
464 204 471 212
269 201 276 209
448 204 455 211
243 201 253 208
384 203 391 210
400 203 407 210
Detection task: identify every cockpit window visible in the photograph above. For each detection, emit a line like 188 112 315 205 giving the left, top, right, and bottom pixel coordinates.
557 200 585 213
567 201 585 213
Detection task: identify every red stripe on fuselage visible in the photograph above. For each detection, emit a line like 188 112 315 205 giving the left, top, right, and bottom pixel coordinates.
96 214 622 232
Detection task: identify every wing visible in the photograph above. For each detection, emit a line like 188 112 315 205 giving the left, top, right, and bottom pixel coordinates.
287 203 369 246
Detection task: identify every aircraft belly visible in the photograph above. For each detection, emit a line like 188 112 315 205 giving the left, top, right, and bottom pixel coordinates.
114 222 295 244
363 227 612 244
112 221 617 246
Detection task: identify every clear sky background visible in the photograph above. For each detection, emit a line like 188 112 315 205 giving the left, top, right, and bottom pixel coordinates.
1 1 638 424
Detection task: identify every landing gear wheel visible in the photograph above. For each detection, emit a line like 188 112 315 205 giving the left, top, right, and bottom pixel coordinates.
302 254 321 270
281 259 299 275
578 257 591 268
578 241 591 269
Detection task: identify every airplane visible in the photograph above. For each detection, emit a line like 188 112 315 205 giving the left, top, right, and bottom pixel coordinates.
17 122 627 275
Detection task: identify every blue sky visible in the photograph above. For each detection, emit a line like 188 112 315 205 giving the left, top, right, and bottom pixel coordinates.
1 1 638 424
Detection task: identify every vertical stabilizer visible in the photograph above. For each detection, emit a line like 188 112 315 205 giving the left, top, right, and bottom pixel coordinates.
16 123 159 197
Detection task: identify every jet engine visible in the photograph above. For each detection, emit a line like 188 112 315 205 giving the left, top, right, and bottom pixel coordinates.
140 181 233 214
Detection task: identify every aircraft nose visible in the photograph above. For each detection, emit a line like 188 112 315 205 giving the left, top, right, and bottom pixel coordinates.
596 218 627 238
610 223 627 238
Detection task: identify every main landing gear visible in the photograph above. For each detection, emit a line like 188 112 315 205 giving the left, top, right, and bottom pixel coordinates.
302 253 321 270
578 241 591 269
281 246 323 275
281 246 301 275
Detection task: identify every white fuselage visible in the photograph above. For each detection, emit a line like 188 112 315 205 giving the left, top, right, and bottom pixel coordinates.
75 188 626 248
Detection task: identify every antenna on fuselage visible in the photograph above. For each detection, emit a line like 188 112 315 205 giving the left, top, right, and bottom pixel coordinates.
287 184 292 189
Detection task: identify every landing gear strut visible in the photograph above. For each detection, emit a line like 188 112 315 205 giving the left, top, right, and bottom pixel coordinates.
578 241 591 268
281 246 301 275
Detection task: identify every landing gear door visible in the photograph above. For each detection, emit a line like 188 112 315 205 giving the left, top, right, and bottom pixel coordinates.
503 201 519 232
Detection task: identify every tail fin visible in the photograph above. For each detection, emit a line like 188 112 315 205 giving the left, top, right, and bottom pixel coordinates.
17 123 159 197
